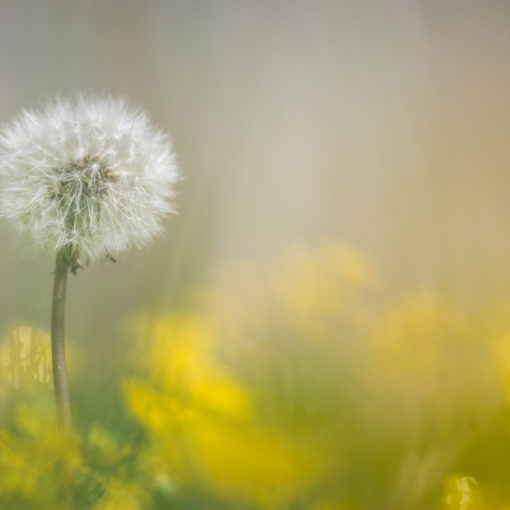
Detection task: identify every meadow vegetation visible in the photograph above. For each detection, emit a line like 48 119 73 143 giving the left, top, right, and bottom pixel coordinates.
0 240 508 509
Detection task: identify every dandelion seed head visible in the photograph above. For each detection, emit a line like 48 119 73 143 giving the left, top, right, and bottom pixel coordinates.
0 94 179 264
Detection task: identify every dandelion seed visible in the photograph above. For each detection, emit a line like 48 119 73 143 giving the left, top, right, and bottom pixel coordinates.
0 94 179 265
0 94 180 430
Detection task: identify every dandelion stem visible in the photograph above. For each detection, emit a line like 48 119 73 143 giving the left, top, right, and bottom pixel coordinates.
51 248 72 431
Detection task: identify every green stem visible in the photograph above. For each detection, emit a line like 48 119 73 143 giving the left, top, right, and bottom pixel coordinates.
51 249 72 431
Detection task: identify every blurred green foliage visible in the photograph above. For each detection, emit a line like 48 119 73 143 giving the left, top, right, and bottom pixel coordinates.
1 241 510 509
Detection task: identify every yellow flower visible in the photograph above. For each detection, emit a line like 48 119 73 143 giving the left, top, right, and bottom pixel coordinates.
273 241 377 335
126 314 323 508
442 475 486 510
0 325 52 389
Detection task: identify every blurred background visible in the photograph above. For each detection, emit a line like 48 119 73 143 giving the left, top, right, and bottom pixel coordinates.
1 1 510 509
1 0 510 333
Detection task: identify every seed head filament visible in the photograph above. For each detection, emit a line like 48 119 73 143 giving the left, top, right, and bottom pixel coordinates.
48 155 118 244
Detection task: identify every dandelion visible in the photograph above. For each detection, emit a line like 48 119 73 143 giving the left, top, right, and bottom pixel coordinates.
0 95 179 430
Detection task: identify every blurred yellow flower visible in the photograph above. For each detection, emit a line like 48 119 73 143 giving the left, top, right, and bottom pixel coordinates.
309 498 355 510
442 475 486 510
0 325 52 389
367 296 501 420
0 409 79 507
126 313 324 508
273 241 378 335
129 314 253 420
93 479 148 510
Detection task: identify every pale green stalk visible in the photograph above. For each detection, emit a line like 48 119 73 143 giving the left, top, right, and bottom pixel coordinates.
51 248 72 431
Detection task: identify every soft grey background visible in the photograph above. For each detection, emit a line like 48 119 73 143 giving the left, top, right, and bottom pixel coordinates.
1 0 510 343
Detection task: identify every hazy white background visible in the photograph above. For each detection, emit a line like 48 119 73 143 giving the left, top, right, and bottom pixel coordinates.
0 0 509 342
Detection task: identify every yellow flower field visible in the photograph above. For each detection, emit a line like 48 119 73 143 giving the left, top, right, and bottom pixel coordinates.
1 241 510 509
